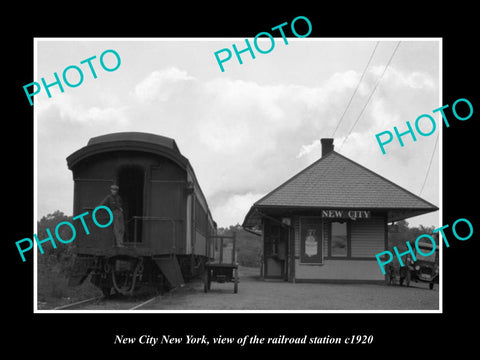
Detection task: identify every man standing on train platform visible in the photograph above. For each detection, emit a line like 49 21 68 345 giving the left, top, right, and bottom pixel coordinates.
100 184 125 247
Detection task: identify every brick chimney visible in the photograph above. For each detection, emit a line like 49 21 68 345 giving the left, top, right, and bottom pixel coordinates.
321 138 334 157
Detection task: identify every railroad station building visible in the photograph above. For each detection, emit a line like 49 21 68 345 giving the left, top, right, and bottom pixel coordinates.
242 138 438 283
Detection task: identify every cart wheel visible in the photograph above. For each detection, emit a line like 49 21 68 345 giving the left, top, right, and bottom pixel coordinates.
101 286 111 298
203 270 209 293
429 282 434 290
233 268 238 294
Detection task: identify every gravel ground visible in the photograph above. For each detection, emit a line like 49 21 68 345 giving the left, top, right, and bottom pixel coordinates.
55 266 439 311
146 266 439 311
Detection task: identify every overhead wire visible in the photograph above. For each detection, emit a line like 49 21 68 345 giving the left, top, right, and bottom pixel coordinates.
331 41 380 138
327 40 437 204
419 132 439 196
338 41 401 150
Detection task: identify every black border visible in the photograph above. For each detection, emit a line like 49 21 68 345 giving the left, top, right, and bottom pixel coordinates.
6 4 478 356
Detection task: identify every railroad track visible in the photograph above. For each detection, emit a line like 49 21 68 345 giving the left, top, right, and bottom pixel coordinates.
53 296 104 310
53 293 161 311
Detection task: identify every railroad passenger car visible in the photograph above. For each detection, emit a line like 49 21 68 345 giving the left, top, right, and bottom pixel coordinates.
66 132 216 295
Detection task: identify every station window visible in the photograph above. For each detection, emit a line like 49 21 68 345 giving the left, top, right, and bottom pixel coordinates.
330 221 348 257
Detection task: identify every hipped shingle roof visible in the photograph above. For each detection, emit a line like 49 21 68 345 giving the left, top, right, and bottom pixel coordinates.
243 151 438 227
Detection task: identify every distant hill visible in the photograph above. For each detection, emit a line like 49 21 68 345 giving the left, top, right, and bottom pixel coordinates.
218 224 262 268
387 220 438 251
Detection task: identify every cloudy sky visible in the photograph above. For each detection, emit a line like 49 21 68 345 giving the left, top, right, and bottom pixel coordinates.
35 38 440 228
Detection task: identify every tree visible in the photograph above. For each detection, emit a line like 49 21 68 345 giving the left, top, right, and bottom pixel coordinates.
388 220 439 251
37 210 75 274
397 220 409 232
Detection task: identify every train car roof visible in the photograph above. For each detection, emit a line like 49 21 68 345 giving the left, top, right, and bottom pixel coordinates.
67 132 216 226
87 132 180 151
67 132 186 170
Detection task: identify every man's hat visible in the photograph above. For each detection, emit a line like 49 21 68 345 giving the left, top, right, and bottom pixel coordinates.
110 185 119 190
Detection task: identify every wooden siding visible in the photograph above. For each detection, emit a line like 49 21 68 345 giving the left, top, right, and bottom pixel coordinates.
186 194 192 253
291 214 386 281
195 231 206 256
146 181 186 253
294 217 300 256
73 179 114 249
74 178 113 214
295 259 384 281
350 216 385 258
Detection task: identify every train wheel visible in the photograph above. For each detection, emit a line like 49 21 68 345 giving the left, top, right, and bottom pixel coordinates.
111 262 141 296
233 268 238 294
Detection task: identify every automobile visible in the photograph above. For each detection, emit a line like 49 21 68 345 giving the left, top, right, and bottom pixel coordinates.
408 241 439 290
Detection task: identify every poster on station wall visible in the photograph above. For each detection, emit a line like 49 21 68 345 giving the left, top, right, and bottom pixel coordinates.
300 217 323 264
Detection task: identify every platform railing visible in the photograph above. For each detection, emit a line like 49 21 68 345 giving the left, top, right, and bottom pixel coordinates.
126 216 177 252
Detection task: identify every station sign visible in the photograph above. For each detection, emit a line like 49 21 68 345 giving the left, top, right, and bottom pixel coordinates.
321 209 371 220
